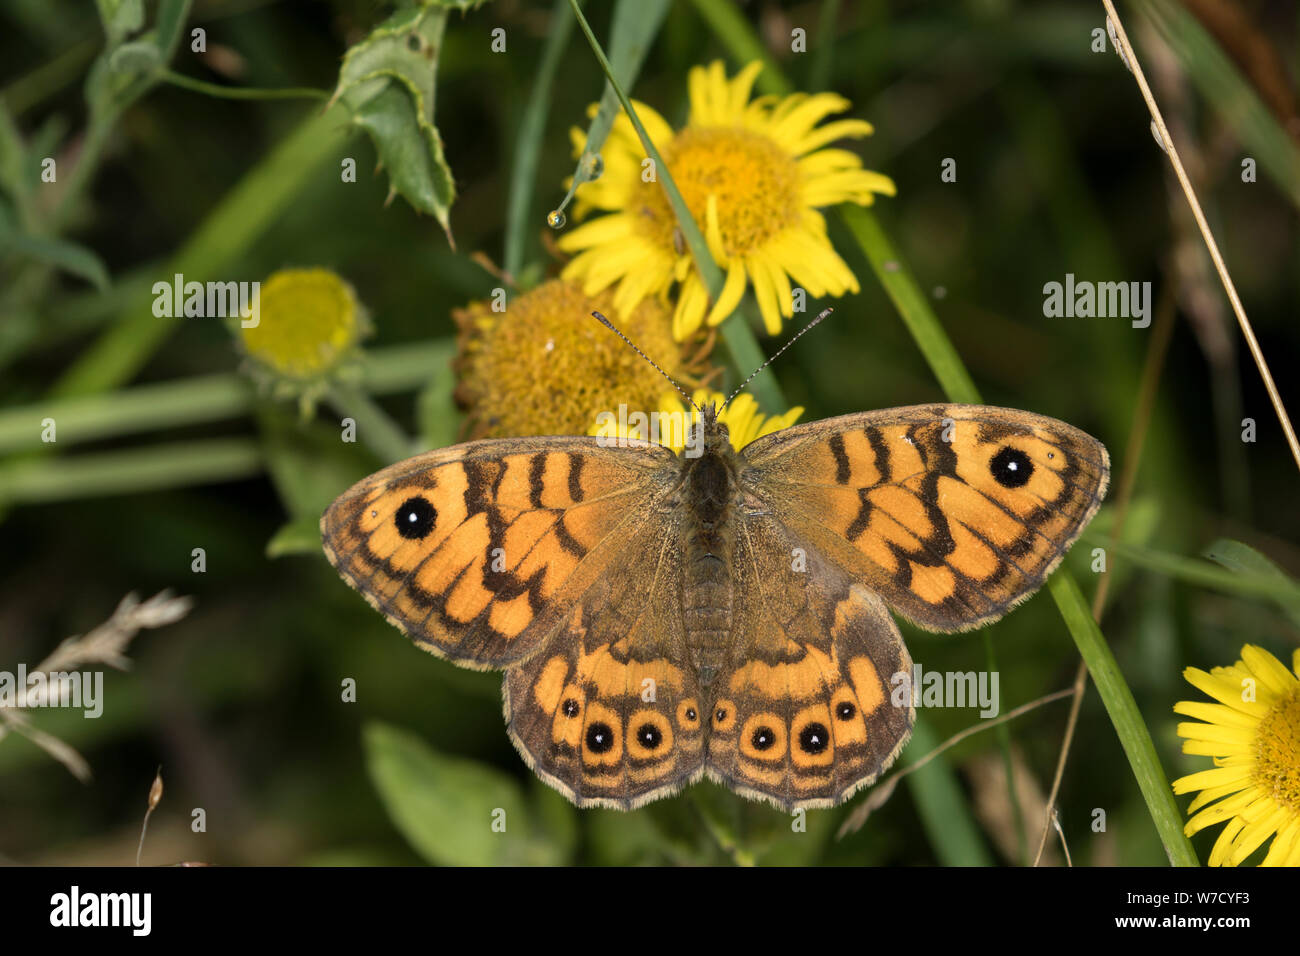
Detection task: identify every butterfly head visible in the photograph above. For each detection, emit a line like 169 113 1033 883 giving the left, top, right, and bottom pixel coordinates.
683 402 731 460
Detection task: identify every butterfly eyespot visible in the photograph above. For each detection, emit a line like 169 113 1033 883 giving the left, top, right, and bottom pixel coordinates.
686 708 697 721
370 509 378 518
750 726 777 751
636 724 663 750
395 496 437 539
989 447 1033 489
715 708 727 723
562 698 580 718
835 702 856 721
798 723 830 754
585 722 614 753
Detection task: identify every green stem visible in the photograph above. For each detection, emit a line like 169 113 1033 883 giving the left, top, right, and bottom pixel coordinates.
325 382 414 465
0 439 261 505
0 340 454 456
503 0 577 279
843 204 1198 867
567 0 788 413
51 105 350 398
159 68 329 101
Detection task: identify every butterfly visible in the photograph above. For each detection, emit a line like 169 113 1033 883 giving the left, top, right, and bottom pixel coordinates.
321 392 1109 812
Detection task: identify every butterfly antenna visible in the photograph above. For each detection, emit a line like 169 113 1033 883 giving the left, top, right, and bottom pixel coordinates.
591 311 701 412
721 307 832 410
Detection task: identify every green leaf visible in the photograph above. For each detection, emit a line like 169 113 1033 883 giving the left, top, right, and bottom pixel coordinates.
1140 0 1300 212
0 230 110 289
258 405 380 535
94 0 144 45
107 40 161 81
332 6 457 239
503 0 577 278
265 515 323 558
902 717 995 865
151 0 192 60
363 721 567 866
1204 538 1300 628
415 362 459 450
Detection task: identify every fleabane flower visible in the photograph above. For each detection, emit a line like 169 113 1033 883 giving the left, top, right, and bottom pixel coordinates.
1173 644 1300 866
454 279 708 439
588 387 802 454
238 267 368 414
559 60 895 341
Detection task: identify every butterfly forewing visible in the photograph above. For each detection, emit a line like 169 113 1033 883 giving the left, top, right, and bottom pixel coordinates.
321 436 677 669
740 404 1110 632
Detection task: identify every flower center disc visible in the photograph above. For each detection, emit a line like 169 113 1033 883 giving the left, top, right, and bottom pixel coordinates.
1254 687 1300 813
645 127 800 257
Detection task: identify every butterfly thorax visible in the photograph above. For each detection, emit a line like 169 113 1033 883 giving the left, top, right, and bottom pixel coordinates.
679 407 739 687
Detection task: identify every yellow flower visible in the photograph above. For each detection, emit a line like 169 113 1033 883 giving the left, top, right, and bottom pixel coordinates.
241 268 364 379
454 279 708 439
559 60 895 341
1172 644 1300 866
587 387 802 454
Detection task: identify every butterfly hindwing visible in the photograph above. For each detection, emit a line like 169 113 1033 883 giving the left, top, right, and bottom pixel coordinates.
321 436 678 668
503 522 706 808
704 514 914 810
740 404 1110 632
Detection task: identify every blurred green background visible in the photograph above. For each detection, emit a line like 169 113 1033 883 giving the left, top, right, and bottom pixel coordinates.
1 0 1297 866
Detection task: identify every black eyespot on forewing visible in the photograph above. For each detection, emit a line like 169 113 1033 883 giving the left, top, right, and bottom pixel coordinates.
562 698 580 718
989 446 1033 489
835 702 856 721
799 723 829 754
586 722 614 753
395 496 437 539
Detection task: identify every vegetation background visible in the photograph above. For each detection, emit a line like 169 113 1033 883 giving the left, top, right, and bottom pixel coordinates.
1 0 1297 866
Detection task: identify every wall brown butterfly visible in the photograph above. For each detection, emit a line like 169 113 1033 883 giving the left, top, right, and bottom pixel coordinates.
322 385 1108 811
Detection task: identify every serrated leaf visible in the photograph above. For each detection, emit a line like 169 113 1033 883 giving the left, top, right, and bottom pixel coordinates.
332 6 458 240
363 721 565 866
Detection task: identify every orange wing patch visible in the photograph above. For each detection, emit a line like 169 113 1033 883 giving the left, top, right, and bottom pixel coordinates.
321 438 674 668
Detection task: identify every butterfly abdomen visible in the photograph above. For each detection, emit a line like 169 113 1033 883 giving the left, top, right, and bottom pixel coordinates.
681 448 738 687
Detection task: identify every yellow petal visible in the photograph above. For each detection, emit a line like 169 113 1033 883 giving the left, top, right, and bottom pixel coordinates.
1240 644 1299 696
728 60 765 116
1261 818 1300 866
1182 667 1271 717
1172 765 1253 794
1173 700 1261 730
705 257 747 328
